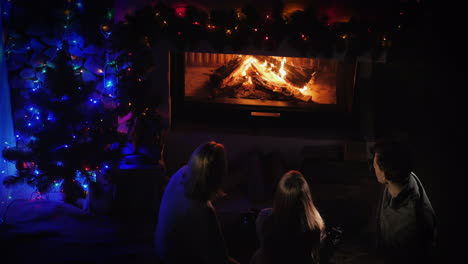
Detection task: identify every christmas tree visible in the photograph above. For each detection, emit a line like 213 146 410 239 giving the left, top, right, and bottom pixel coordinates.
2 39 121 205
2 0 121 206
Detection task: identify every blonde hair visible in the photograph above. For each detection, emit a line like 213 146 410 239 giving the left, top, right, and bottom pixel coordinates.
274 170 325 232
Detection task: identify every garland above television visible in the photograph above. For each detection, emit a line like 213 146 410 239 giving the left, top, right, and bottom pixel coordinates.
110 0 434 62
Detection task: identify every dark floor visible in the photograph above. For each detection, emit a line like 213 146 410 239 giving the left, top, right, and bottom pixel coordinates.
215 190 382 264
1 160 382 264
0 195 383 264
0 199 381 264
0 199 157 264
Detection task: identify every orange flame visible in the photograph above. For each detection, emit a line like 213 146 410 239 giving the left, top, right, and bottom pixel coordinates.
222 55 317 101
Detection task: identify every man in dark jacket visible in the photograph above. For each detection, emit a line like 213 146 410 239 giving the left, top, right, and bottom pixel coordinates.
372 140 437 264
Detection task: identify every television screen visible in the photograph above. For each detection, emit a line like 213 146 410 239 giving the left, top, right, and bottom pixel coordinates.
183 52 351 110
170 51 356 128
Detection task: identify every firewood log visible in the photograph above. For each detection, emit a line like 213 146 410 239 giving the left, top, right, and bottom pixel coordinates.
253 55 311 87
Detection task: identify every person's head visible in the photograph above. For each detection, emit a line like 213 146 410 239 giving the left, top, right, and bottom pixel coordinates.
372 140 413 185
273 170 324 232
183 141 227 201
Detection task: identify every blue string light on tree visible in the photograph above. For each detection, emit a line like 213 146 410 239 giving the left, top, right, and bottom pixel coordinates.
2 0 122 205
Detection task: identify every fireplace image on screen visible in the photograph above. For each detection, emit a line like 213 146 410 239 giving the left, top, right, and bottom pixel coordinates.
184 52 340 109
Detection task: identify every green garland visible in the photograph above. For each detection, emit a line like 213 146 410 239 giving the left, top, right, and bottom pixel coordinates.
110 1 433 61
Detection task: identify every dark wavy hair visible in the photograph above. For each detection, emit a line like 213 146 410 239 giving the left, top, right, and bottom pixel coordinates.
183 141 227 201
372 139 413 185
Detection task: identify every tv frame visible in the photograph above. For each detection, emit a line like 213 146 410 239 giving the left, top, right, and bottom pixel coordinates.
169 51 358 130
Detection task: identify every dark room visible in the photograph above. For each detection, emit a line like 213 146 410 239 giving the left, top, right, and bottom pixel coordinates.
0 0 443 263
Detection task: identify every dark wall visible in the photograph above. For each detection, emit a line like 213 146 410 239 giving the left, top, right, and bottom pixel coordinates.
370 61 440 215
371 62 436 138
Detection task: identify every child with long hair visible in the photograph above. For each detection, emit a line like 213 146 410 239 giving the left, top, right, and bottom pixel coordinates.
252 170 325 264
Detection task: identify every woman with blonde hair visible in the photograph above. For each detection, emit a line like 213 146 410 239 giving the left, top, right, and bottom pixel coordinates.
252 170 325 264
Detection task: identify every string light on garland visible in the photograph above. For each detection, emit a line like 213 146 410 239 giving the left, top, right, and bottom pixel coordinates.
175 7 186 18
381 35 391 48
